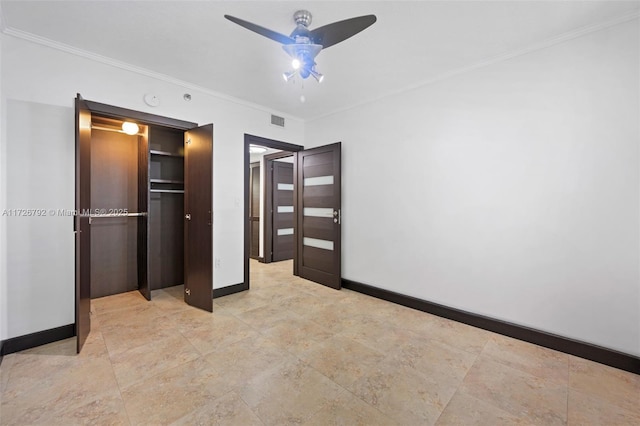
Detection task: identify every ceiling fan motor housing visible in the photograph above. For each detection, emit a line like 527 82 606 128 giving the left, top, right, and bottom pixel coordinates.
293 10 312 27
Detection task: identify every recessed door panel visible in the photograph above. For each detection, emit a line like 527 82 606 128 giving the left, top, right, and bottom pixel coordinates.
184 124 213 312
295 143 341 289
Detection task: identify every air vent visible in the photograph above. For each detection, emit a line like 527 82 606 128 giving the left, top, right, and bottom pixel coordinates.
271 114 285 127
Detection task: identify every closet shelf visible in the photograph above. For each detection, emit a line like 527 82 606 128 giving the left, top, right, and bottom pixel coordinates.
150 179 184 184
150 149 183 158
150 189 184 194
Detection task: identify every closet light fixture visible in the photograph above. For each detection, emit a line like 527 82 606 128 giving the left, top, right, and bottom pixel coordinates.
122 122 139 135
249 145 267 154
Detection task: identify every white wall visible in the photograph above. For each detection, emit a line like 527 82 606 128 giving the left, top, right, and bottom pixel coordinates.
0 34 304 340
306 20 640 356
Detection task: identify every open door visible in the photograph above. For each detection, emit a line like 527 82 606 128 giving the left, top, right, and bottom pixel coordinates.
184 124 213 311
295 142 342 289
75 95 92 353
272 161 294 261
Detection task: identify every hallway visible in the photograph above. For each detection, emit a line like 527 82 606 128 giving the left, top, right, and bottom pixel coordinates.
1 260 639 425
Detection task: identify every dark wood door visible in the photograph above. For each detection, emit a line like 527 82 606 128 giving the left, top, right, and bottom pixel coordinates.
184 124 213 312
249 162 260 259
272 161 294 261
295 143 342 289
75 95 91 353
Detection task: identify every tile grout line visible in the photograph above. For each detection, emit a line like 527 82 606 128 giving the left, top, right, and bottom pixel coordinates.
93 306 135 426
432 337 488 424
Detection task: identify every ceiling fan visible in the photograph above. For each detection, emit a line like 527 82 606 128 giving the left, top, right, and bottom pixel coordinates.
224 10 377 83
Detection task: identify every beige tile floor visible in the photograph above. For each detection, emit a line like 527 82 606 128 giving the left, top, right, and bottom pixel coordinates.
1 259 639 425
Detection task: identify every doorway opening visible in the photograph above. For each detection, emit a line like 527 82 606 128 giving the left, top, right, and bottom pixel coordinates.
243 135 303 289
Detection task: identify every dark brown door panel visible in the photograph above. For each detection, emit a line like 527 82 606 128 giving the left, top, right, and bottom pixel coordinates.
295 143 341 289
184 124 213 312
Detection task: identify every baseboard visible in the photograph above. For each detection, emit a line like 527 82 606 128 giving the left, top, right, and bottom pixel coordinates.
213 282 248 299
342 279 640 375
0 324 75 356
0 341 3 366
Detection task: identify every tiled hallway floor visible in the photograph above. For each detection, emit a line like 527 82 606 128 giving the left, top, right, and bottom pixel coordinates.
1 260 639 425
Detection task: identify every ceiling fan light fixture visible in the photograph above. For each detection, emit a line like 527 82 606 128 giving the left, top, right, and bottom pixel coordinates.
310 69 324 83
225 11 377 85
283 70 297 82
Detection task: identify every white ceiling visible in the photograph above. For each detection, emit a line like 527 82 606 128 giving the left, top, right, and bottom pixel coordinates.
2 1 638 120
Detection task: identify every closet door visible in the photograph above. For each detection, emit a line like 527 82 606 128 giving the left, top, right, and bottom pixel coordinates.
75 95 92 353
184 124 213 312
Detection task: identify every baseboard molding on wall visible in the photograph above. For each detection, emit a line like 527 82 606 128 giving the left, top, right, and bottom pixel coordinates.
213 282 248 299
0 324 75 356
342 279 640 375
0 342 4 366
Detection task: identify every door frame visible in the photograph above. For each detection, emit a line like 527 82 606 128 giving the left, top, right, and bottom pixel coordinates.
249 161 262 261
263 150 294 264
243 134 303 289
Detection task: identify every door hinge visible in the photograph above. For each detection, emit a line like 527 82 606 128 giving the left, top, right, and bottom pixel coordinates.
185 288 191 296
186 138 192 145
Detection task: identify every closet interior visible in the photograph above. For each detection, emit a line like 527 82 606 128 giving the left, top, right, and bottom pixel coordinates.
88 116 186 299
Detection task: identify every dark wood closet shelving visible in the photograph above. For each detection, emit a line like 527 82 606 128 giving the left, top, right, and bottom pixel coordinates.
150 178 184 184
148 125 186 292
150 189 185 194
150 149 183 158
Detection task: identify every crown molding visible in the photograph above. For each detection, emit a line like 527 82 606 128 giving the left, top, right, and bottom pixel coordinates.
308 9 640 122
1 26 303 122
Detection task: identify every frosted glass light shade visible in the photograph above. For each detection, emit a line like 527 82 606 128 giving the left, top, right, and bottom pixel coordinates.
122 122 139 135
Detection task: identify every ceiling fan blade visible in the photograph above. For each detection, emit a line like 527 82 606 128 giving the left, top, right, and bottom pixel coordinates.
224 15 296 45
309 15 377 49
